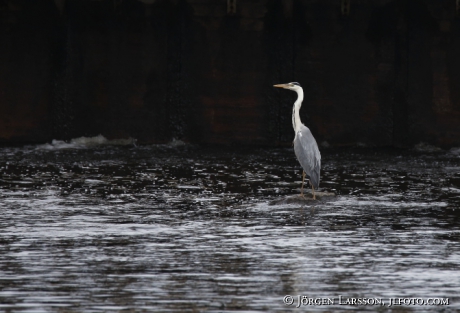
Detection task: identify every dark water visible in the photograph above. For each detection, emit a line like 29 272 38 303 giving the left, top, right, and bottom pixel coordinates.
0 140 459 312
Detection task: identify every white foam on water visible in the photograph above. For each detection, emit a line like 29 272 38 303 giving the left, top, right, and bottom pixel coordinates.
450 147 460 156
168 138 186 146
177 185 203 190
414 142 443 152
441 187 460 193
330 196 448 208
36 134 136 150
83 179 105 185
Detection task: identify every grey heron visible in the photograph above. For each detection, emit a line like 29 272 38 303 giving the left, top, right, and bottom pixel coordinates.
274 82 321 200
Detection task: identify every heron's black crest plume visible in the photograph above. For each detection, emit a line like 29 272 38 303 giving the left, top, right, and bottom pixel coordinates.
291 82 300 86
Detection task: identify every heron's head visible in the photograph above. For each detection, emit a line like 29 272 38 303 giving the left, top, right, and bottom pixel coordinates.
273 82 301 91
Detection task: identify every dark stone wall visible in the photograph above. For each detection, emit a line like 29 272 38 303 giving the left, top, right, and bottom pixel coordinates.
0 0 459 147
0 0 57 142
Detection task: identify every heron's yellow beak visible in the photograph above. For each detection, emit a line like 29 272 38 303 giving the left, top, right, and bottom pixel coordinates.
273 84 288 88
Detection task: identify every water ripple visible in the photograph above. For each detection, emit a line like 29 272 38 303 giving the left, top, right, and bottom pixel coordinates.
0 146 459 311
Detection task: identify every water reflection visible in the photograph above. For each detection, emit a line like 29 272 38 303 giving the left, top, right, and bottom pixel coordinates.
0 144 459 311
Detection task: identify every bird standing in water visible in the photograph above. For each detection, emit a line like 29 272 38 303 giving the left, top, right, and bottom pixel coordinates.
273 82 321 199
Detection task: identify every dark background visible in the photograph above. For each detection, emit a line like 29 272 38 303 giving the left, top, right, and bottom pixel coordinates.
0 0 459 147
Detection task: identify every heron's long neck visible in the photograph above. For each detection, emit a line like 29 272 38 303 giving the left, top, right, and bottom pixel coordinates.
292 88 304 133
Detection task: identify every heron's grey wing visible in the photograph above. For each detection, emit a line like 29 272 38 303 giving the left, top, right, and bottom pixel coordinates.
293 125 321 189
